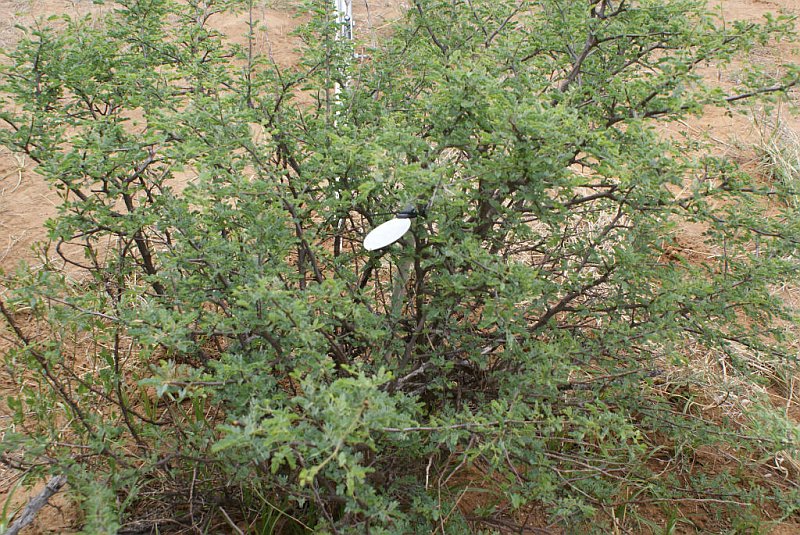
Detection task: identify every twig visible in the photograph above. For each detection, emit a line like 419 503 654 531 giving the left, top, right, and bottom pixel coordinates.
380 418 540 433
5 474 67 535
219 507 244 535
725 78 800 104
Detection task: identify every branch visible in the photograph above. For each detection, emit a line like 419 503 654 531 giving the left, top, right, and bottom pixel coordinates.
724 77 800 103
411 0 448 56
380 418 541 433
559 33 598 93
530 267 614 332
5 475 67 535
484 1 523 47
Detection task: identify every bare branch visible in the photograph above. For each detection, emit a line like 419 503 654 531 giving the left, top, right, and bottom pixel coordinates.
5 475 67 535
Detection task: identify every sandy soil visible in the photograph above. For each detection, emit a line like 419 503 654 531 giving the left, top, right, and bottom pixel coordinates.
0 0 798 533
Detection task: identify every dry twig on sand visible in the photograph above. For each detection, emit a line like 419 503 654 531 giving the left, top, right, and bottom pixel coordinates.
5 474 67 535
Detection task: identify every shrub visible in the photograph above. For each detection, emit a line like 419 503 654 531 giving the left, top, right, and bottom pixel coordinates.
1 0 799 532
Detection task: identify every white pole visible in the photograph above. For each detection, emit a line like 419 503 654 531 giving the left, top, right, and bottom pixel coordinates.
335 0 353 41
333 0 353 250
333 0 353 100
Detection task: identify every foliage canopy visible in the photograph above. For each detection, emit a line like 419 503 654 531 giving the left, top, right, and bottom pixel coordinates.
1 0 799 532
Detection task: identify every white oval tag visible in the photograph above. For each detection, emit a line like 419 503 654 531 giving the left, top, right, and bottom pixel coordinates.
363 218 412 251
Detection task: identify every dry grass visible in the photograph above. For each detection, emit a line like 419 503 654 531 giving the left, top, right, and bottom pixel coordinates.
0 149 27 265
756 117 800 209
650 334 800 490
